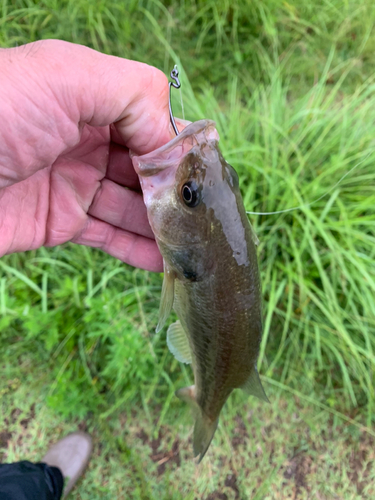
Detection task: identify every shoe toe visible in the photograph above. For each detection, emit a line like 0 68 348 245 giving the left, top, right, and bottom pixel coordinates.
42 432 92 497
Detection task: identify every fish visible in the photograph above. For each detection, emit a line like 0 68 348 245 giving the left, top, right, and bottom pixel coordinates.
131 119 268 462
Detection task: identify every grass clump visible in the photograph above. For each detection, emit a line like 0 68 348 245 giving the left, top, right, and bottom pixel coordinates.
217 70 375 419
1 0 375 95
2 373 375 499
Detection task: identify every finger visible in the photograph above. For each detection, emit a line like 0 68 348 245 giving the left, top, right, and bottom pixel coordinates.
88 178 153 239
106 142 140 190
0 41 174 188
71 216 163 272
23 40 174 154
0 168 50 256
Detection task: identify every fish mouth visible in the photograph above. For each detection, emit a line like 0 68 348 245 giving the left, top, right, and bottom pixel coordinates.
131 119 219 176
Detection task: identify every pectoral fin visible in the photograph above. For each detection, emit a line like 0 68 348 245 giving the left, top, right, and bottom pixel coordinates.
241 365 269 403
156 263 175 333
167 321 192 364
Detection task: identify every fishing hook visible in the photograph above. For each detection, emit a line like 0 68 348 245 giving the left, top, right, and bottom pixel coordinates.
169 65 181 136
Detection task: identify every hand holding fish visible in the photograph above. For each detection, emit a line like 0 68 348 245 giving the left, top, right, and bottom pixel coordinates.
0 40 268 461
0 40 172 271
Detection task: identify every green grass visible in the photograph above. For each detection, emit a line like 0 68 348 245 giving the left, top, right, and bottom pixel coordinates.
0 0 375 498
2 363 375 499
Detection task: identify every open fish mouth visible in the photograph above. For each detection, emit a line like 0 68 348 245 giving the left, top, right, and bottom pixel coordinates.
131 119 219 175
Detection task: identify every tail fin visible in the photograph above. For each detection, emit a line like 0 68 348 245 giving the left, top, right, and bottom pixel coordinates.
176 385 218 462
193 413 218 463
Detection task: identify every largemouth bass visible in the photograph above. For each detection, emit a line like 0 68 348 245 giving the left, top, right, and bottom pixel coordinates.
132 120 268 462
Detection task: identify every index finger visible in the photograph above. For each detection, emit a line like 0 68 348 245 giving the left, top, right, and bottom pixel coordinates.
15 40 174 155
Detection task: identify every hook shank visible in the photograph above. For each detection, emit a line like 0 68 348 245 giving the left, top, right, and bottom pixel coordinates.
169 65 181 136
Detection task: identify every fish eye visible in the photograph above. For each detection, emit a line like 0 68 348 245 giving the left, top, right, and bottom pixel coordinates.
181 180 200 208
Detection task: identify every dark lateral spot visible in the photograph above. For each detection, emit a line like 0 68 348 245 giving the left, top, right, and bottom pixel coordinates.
183 270 197 281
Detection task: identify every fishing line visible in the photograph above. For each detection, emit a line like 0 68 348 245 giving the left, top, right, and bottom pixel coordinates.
246 152 373 216
177 67 185 121
180 87 185 121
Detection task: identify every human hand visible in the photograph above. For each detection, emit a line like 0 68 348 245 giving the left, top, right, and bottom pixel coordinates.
0 40 173 271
